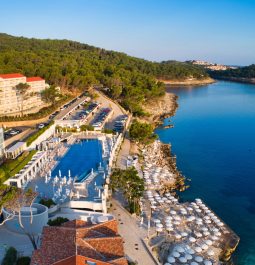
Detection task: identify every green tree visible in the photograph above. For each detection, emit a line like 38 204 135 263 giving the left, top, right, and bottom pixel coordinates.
1 247 17 265
15 83 30 116
129 120 157 144
41 85 59 104
110 167 144 214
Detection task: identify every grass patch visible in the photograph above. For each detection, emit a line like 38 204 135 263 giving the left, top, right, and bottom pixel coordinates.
0 150 37 184
26 121 54 146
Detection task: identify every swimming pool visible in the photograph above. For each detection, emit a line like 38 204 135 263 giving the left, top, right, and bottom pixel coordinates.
51 139 103 180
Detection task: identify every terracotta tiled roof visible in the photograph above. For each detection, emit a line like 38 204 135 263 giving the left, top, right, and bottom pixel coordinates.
26 76 44 82
31 219 128 265
0 73 25 79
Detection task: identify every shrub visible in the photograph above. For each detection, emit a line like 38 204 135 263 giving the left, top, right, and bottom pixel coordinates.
16 257 31 265
48 217 69 226
0 150 37 184
80 124 94 131
39 198 56 208
129 120 157 144
1 247 17 265
26 121 54 146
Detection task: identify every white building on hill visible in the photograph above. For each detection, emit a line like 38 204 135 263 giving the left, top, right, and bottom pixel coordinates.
0 73 49 116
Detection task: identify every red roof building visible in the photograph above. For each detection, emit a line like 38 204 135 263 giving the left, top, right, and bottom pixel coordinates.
30 219 128 265
0 73 25 79
26 76 44 82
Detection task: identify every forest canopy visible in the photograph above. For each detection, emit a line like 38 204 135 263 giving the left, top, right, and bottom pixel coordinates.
0 33 208 115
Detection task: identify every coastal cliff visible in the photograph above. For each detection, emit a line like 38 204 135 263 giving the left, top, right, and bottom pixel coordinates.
141 92 178 125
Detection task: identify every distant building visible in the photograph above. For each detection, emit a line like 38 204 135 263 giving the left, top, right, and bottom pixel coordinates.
189 60 237 71
31 219 128 265
0 127 4 161
0 73 49 116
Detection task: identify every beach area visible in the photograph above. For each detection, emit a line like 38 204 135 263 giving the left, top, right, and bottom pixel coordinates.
127 86 240 264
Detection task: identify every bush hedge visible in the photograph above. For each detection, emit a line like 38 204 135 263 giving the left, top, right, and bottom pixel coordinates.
48 217 69 226
39 198 56 208
1 247 17 265
16 257 31 265
26 122 54 146
0 150 37 184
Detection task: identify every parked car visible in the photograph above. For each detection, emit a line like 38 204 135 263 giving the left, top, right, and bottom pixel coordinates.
9 129 20 135
38 123 45 129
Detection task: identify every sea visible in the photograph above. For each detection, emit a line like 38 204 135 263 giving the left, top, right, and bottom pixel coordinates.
155 81 255 265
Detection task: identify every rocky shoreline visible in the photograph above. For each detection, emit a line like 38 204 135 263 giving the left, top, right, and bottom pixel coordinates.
148 88 239 264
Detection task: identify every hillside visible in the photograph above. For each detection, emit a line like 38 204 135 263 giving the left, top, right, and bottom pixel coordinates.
0 33 208 115
209 64 255 84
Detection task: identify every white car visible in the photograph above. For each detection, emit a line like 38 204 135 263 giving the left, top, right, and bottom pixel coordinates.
38 123 45 129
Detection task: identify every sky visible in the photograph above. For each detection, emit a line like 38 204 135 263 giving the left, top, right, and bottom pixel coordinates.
0 0 255 65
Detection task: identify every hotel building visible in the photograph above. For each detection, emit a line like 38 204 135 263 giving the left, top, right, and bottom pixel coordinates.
0 73 49 116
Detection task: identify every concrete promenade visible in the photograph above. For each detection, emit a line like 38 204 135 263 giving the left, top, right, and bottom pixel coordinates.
110 199 157 265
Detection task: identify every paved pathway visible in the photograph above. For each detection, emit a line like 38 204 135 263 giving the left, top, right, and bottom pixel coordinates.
110 199 157 265
0 225 34 262
116 138 130 169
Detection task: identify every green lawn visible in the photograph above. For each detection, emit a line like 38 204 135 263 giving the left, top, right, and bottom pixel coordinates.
0 150 37 184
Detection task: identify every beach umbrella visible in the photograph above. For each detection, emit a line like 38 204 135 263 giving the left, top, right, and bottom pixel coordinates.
166 226 173 232
202 227 208 232
176 246 185 253
167 256 176 263
195 247 202 253
195 256 203 262
154 219 161 224
196 232 203 238
187 248 195 255
156 223 163 228
201 244 209 250
175 234 182 239
189 237 196 243
172 251 180 258
170 210 177 215
203 231 210 236
179 257 187 263
205 240 213 246
164 263 171 265
191 262 199 265
185 254 193 260
215 231 221 236
181 232 188 237
211 236 219 241
156 227 163 232
207 249 214 256
204 261 212 265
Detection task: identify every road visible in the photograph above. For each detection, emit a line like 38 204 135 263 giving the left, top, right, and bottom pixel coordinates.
94 90 126 130
110 199 157 265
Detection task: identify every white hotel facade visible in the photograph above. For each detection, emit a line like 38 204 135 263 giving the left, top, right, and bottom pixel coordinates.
0 73 49 116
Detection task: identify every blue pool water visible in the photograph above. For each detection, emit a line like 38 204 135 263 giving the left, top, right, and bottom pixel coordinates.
52 139 103 179
155 81 255 265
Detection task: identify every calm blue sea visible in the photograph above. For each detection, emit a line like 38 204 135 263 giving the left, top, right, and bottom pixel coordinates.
155 81 255 265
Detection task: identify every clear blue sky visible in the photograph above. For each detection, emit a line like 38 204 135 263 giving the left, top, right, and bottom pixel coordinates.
1 0 255 65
